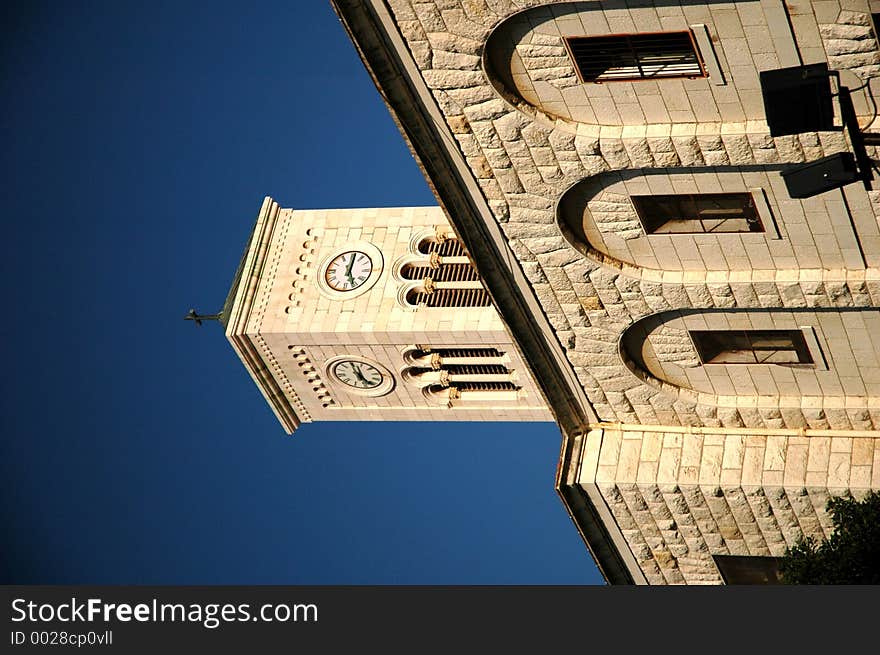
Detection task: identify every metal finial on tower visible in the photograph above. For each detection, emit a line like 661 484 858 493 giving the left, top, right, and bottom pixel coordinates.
184 308 221 326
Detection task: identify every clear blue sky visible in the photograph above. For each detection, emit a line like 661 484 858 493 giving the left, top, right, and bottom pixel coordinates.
1 1 602 584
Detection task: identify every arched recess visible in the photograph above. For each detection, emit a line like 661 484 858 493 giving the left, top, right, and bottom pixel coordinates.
483 1 730 128
484 1 608 127
619 307 880 428
556 165 877 273
483 1 877 129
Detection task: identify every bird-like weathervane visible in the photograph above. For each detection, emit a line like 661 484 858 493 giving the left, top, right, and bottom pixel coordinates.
184 308 221 326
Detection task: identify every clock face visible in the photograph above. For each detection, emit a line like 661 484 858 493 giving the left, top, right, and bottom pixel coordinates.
324 251 373 292
333 360 384 389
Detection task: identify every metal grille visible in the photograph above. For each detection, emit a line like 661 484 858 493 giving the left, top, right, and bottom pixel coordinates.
417 238 466 256
401 263 480 282
407 288 492 308
445 364 509 375
567 32 704 82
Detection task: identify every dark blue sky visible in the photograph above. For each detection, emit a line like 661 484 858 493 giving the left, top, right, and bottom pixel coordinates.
1 1 602 584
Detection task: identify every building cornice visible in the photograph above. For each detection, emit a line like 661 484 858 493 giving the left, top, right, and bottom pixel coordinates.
555 431 645 584
225 197 302 435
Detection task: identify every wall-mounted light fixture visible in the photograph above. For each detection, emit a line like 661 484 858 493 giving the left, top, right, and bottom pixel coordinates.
760 63 872 198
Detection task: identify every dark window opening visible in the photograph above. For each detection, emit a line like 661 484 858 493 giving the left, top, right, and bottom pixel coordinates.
714 555 783 585
690 329 813 365
565 31 705 83
632 193 764 234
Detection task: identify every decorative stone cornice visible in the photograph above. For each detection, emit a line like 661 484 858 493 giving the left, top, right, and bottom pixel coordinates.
224 197 303 435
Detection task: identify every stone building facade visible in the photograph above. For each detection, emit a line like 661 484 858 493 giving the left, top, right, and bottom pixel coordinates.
326 0 880 584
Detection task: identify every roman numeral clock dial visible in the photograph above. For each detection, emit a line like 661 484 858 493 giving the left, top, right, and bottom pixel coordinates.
325 356 395 398
333 361 383 389
316 242 383 300
325 251 373 292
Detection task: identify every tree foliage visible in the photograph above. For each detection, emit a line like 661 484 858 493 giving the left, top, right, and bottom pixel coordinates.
779 491 880 584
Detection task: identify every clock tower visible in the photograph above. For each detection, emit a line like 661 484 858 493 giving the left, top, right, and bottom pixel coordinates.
221 197 552 434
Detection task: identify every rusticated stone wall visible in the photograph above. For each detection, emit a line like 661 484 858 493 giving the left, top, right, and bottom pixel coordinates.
587 190 642 241
386 0 880 430
820 9 880 80
578 428 880 584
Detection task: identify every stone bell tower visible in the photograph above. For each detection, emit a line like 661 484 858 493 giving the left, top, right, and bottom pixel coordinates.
220 197 552 434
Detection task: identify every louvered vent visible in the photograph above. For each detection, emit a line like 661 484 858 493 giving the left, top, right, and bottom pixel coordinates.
412 348 504 359
401 263 480 282
406 288 492 308
441 348 502 358
445 364 509 375
455 382 519 392
417 238 467 257
566 32 704 82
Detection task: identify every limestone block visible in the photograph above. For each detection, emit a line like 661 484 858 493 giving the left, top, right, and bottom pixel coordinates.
423 68 485 89
773 135 806 162
671 136 705 166
600 140 631 169
413 2 446 31
819 22 874 41
411 41 433 68
720 134 753 164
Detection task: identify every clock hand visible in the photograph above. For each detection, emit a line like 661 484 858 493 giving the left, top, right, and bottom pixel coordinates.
352 364 369 384
343 254 358 287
